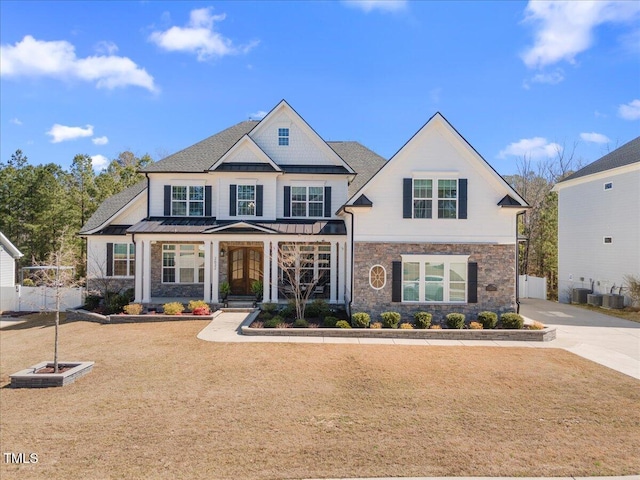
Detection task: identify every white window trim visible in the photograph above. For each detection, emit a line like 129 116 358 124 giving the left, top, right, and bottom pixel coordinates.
436 178 459 219
112 243 135 278
236 184 256 217
162 244 205 284
369 265 387 290
411 178 459 219
171 185 205 217
290 184 325 218
400 254 469 303
278 127 290 146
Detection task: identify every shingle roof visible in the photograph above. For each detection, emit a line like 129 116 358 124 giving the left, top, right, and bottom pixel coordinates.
327 141 387 196
79 181 146 234
142 121 259 173
559 136 640 183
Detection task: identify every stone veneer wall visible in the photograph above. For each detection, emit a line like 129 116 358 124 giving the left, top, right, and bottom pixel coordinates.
87 278 134 296
151 242 205 298
352 242 516 323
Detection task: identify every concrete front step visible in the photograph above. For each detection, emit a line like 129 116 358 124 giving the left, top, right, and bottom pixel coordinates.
221 307 256 313
225 302 256 309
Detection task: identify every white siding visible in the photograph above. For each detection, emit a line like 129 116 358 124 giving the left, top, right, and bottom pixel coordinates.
222 145 266 164
557 167 640 302
352 121 519 243
148 173 216 217
216 173 278 221
86 235 135 279
0 248 16 286
111 193 146 225
276 175 349 220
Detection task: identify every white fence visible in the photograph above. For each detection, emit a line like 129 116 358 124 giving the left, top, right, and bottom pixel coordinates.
0 286 85 313
519 275 547 300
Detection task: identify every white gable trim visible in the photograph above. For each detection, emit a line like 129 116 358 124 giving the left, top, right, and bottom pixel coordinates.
209 135 282 172
0 231 23 258
204 221 277 234
250 100 356 173
552 162 640 192
81 189 147 235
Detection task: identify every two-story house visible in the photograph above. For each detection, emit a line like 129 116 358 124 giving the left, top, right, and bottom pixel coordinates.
80 100 528 319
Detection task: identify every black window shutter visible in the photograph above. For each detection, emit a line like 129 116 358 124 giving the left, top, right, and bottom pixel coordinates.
468 262 478 303
391 261 402 302
256 185 263 217
459 178 468 219
324 186 332 217
403 178 412 218
164 185 171 216
205 186 212 217
106 243 113 277
283 186 291 217
229 184 237 216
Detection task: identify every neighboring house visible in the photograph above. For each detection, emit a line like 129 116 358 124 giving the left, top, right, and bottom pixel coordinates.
80 100 528 319
0 231 23 287
554 137 640 305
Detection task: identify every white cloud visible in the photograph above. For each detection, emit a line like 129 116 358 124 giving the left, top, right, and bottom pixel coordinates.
521 1 640 69
249 110 267 120
523 69 565 88
92 136 109 145
149 7 258 61
95 40 119 55
580 132 610 144
91 154 110 171
343 0 407 13
0 35 157 92
11 118 23 125
498 137 562 159
618 99 640 120
46 124 94 143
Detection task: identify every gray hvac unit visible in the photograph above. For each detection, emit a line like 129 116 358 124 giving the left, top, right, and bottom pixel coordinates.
571 288 590 304
602 294 624 309
587 294 603 306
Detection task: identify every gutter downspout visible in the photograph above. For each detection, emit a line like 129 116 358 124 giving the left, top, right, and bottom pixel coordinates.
145 173 150 219
515 210 525 314
343 207 355 317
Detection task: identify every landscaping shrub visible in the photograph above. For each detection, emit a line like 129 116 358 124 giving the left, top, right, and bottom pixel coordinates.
400 322 414 329
335 320 351 329
323 316 339 327
123 303 143 315
22 278 35 287
264 316 283 328
188 300 209 312
306 299 330 319
261 312 273 321
430 324 442 329
501 312 524 329
163 302 184 315
105 293 131 315
529 320 545 330
293 318 309 328
261 302 278 314
192 306 211 315
445 313 465 329
413 311 432 329
351 312 371 328
380 311 401 329
84 295 102 311
279 301 295 319
370 322 382 329
477 311 498 329
469 321 483 330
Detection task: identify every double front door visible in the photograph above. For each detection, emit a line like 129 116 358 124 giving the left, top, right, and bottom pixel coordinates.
228 247 262 296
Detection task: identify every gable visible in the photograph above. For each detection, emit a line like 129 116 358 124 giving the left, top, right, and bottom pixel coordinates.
209 135 281 173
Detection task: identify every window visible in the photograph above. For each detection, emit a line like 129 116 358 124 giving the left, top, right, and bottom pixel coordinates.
401 255 468 303
162 244 205 283
437 179 458 219
604 237 613 244
237 185 255 216
369 265 386 290
604 182 613 190
291 186 324 217
172 186 204 216
278 128 289 146
280 243 331 290
113 243 135 277
413 179 432 218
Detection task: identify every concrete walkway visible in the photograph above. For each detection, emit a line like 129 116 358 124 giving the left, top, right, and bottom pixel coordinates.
197 299 640 379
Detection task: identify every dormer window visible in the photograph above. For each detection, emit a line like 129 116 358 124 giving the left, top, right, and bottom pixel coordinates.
278 128 289 146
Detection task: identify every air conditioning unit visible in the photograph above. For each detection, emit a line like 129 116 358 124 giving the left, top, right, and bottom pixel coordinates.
587 294 602 306
602 294 624 309
571 288 590 304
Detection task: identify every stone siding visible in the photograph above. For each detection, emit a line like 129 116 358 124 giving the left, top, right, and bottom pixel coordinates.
151 242 205 298
352 242 516 323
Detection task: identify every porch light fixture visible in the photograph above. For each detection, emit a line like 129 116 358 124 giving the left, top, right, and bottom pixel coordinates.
220 247 226 257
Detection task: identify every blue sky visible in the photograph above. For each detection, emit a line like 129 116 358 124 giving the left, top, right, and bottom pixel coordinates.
1 0 639 175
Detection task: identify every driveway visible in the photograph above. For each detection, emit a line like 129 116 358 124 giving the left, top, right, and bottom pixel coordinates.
520 298 640 380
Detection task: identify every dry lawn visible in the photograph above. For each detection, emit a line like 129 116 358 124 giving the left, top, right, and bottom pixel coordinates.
1 314 639 480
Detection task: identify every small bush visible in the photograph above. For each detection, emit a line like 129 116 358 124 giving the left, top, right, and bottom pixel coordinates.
250 320 263 328
163 302 184 315
501 312 524 329
529 320 545 330
84 295 102 311
123 303 143 315
261 302 278 314
414 312 432 329
477 311 498 329
370 322 382 329
293 318 309 328
323 316 339 327
264 316 283 328
430 324 442 329
188 300 209 312
335 320 351 329
380 311 401 329
105 293 131 315
445 313 465 329
469 321 483 330
22 278 35 287
279 301 296 319
261 312 273 321
192 306 211 315
306 299 330 319
399 322 414 329
351 312 371 328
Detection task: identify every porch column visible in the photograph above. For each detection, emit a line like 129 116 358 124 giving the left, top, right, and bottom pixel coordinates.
263 241 271 302
211 240 219 303
142 239 151 303
203 240 212 303
271 240 279 301
134 238 144 303
330 241 338 303
338 241 346 304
